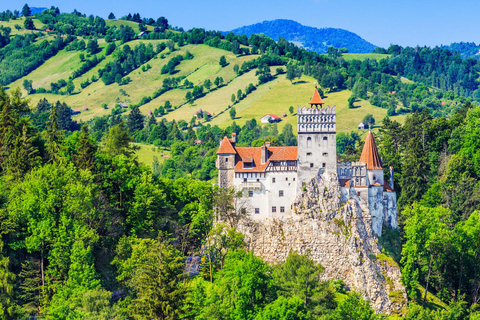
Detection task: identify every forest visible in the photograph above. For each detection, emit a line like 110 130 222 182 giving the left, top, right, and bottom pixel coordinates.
1 3 480 320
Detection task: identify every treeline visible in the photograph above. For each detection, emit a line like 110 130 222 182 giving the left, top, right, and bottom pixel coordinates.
372 101 480 312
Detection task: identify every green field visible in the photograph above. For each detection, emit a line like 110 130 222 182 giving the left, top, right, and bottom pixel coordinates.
209 75 405 135
133 143 170 168
0 17 47 35
341 53 391 62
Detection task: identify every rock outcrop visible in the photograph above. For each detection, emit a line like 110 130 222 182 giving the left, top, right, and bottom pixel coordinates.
237 172 407 315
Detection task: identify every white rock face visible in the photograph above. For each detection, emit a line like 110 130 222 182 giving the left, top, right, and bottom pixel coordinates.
237 172 407 315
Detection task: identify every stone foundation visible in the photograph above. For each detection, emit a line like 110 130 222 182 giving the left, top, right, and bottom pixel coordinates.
237 172 407 315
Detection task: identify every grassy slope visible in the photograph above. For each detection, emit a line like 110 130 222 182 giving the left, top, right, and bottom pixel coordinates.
132 143 170 168
11 43 260 121
105 19 155 33
209 75 405 135
341 53 391 62
4 23 405 134
0 17 47 35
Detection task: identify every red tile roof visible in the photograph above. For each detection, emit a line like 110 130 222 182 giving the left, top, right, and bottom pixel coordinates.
359 131 382 170
217 137 236 154
268 147 298 161
266 114 281 119
309 89 324 105
234 146 298 173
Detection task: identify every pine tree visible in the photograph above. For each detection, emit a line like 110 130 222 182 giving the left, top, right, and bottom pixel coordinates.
74 125 97 171
5 122 39 179
44 102 65 163
103 122 135 157
127 106 145 133
22 3 31 16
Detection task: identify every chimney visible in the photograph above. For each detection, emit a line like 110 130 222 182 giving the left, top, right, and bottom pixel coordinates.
389 166 394 190
261 144 268 164
231 133 236 146
265 141 270 147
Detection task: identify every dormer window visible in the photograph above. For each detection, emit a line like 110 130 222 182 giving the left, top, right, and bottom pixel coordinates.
243 162 253 169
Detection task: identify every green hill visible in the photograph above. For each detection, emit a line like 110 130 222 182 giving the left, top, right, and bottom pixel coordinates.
5 39 402 135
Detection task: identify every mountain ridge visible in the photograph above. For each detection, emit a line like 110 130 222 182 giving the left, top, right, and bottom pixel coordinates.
228 19 377 54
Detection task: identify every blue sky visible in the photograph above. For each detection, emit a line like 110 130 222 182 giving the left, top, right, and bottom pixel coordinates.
4 0 480 48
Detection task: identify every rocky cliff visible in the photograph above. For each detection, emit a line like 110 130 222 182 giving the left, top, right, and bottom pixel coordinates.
237 172 407 315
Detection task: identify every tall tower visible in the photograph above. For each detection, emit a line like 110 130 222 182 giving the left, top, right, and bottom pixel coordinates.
216 136 236 188
297 86 337 189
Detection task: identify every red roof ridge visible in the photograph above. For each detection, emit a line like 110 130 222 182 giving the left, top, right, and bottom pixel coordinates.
359 131 382 170
309 89 324 105
217 137 236 154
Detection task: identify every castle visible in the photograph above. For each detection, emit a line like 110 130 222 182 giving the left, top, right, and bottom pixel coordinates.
216 88 397 235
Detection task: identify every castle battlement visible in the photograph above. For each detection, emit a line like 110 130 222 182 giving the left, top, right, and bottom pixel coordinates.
297 105 336 114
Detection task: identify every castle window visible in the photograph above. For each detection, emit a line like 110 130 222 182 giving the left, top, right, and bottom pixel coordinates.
255 208 260 214
272 206 277 213
357 191 360 196
280 206 285 213
310 163 314 168
307 152 312 156
225 158 228 162
323 136 328 140
322 163 326 168
373 175 376 180
293 178 295 181
307 136 312 147
272 177 276 183
285 177 288 181
248 191 253 197
279 190 284 197
257 179 259 182
307 137 312 140
244 178 247 182
323 153 328 156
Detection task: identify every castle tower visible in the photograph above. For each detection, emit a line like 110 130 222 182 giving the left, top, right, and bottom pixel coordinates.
216 135 237 188
359 131 384 186
297 87 337 189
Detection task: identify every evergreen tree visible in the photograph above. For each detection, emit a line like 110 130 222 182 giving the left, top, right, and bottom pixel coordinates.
74 125 97 171
56 101 76 131
22 3 31 16
24 17 34 30
127 106 145 133
108 12 115 19
44 102 65 163
103 122 135 157
114 237 186 320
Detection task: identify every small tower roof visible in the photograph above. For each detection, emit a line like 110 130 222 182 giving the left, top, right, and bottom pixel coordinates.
359 131 383 170
217 136 236 154
309 88 324 106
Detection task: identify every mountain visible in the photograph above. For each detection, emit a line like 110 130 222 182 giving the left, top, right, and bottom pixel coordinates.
442 42 480 59
229 19 377 54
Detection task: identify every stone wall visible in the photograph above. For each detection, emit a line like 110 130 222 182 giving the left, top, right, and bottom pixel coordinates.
237 172 407 315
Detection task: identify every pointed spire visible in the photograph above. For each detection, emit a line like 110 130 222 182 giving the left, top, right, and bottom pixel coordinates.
359 131 383 170
217 136 236 154
309 83 324 107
